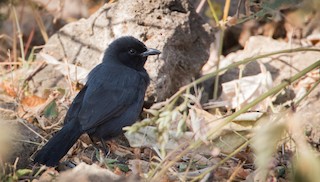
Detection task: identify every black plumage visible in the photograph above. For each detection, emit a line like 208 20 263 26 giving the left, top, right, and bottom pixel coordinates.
34 36 160 166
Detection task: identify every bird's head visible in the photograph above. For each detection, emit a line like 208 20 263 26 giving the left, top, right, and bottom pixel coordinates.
104 36 161 71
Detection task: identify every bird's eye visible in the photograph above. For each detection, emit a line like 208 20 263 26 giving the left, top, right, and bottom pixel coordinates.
128 48 137 55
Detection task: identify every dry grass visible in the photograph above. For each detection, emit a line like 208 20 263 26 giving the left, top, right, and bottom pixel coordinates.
0 0 320 181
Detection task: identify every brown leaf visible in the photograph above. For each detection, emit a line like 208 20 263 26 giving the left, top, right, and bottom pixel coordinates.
113 167 124 175
0 82 17 97
235 167 251 180
21 95 47 107
38 167 59 182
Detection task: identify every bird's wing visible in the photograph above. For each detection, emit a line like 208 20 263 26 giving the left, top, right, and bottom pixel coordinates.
77 64 144 131
64 86 88 124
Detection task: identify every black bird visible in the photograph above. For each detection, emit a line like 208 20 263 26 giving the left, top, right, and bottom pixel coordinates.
34 36 161 166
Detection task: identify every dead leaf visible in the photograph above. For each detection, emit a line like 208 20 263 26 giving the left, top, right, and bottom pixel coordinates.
40 52 89 84
183 153 215 166
21 95 47 107
188 107 262 153
235 167 251 180
18 91 62 128
0 82 17 97
307 33 320 46
113 167 124 175
124 126 212 155
188 107 223 144
112 144 134 157
220 63 273 111
128 159 150 175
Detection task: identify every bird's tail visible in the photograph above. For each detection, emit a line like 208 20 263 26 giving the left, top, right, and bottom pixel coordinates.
34 121 83 166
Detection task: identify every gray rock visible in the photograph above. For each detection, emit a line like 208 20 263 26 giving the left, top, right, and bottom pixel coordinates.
33 0 214 101
1 119 41 169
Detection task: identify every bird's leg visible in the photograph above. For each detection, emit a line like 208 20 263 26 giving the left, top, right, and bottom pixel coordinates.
88 136 109 155
89 136 100 151
89 136 105 160
100 137 110 155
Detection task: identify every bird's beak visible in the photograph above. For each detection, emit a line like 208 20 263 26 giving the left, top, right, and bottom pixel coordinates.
140 48 161 57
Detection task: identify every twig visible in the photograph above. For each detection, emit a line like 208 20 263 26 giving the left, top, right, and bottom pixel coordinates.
223 0 231 22
196 0 206 14
23 61 47 82
227 161 245 182
29 0 49 43
166 48 320 104
295 77 320 106
18 118 47 141
90 3 114 35
13 139 40 145
207 0 219 25
11 5 26 64
24 28 35 57
151 60 320 181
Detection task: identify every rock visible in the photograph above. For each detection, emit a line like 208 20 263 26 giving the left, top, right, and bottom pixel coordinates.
56 162 141 182
33 0 214 102
0 119 41 169
57 163 121 182
31 0 89 20
0 94 40 169
201 35 320 102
